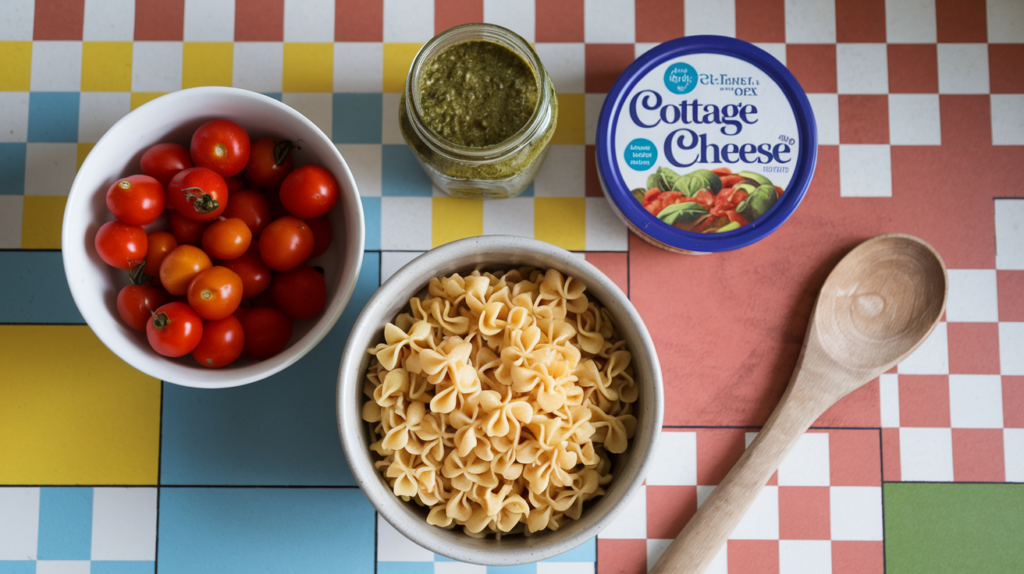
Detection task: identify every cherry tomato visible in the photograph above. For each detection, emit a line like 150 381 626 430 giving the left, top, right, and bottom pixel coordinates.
237 307 292 360
251 289 275 309
218 244 272 298
246 138 295 188
270 265 327 320
159 245 212 296
305 215 333 258
140 143 194 188
168 210 212 246
117 283 171 331
167 167 229 221
279 164 339 219
259 216 314 272
106 175 165 225
142 231 178 285
264 187 289 220
95 221 148 270
192 315 245 368
224 173 247 194
202 218 252 260
187 266 244 320
147 301 203 357
221 189 270 238
190 119 250 177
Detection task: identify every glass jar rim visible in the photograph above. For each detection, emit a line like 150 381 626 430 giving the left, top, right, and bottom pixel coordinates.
404 23 553 163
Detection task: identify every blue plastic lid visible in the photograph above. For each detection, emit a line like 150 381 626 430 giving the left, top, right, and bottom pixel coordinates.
596 36 817 253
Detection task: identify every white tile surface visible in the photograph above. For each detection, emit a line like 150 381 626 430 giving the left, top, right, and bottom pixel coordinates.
1005 428 1024 482
376 513 434 561
779 540 832 574
584 0 635 43
991 95 1024 146
83 0 135 41
754 43 787 66
383 0 434 42
731 486 778 540
334 43 383 93
536 44 586 94
635 43 659 59
807 94 839 146
535 145 586 197
697 485 716 507
0 196 24 248
785 0 836 43
380 197 432 250
232 43 283 93
599 485 646 539
949 375 1004 429
435 563 488 574
880 373 901 428
537 563 594 574
899 427 954 481
35 562 91 574
830 487 883 540
995 199 1024 270
999 323 1024 375
183 0 235 42
836 44 889 95
381 93 404 144
0 0 34 41
483 196 534 238
885 0 937 43
937 44 990 94
30 41 83 92
987 0 1024 43
839 145 892 197
336 144 382 197
585 93 605 146
646 431 697 486
281 93 333 140
778 433 830 486
685 0 736 38
284 0 334 42
380 251 423 283
646 539 673 572
91 487 158 560
586 197 629 251
0 91 29 143
132 42 184 93
77 92 131 143
484 0 536 42
946 269 999 322
898 322 949 374
0 487 39 560
23 143 77 196
888 94 941 146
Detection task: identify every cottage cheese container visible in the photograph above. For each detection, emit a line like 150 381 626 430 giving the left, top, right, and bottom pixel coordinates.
596 36 817 254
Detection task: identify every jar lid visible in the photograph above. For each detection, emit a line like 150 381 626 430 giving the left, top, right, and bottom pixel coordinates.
596 36 817 253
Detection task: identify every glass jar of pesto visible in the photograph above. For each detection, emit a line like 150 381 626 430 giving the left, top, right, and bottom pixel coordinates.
400 23 558 199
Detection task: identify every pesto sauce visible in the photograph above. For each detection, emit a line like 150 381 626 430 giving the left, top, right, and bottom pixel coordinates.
418 40 539 148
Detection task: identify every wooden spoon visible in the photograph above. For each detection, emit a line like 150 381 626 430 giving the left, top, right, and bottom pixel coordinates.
650 234 947 574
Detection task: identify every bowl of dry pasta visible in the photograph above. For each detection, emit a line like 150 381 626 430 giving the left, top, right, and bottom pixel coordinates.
337 236 664 565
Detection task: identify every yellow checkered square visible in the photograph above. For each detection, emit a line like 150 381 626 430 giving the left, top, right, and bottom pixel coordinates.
76 143 94 171
81 42 133 92
432 197 483 247
551 93 585 146
383 43 422 93
535 197 586 250
0 42 32 91
182 43 233 88
283 43 333 93
21 196 66 250
131 92 166 110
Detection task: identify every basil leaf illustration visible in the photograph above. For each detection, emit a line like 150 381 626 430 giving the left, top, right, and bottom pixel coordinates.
632 188 646 202
715 221 741 233
648 166 681 191
736 184 779 222
738 171 773 186
656 202 709 226
688 169 723 193
734 182 759 195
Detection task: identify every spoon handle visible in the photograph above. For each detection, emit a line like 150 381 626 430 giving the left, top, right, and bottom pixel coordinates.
649 384 817 574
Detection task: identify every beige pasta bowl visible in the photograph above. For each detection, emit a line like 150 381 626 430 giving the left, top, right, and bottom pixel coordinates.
337 236 664 565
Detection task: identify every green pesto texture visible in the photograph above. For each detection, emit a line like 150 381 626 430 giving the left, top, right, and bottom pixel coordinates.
884 483 1024 574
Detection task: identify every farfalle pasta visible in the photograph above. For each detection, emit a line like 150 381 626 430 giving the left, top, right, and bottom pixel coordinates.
362 268 638 537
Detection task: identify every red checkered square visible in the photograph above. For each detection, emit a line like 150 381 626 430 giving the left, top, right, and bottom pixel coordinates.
899 375 951 427
882 428 901 481
697 429 748 485
940 95 992 150
728 540 779 574
135 0 184 41
536 0 584 42
235 0 283 41
34 0 85 40
598 538 646 574
936 0 988 43
815 379 881 428
434 0 482 35
839 95 889 144
952 428 1005 482
635 0 687 43
1004 377 1024 429
335 0 382 42
585 252 629 296
989 45 1024 94
947 322 1001 375
832 541 884 574
586 144 603 198
786 45 837 93
779 487 830 540
735 0 785 43
586 44 636 93
835 0 885 43
829 429 881 487
998 271 1024 321
888 44 939 94
646 486 697 539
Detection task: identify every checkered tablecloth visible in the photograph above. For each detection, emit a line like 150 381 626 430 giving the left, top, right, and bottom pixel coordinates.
2 1 1023 573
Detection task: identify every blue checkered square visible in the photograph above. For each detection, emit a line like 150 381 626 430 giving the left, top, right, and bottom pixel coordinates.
37 488 92 560
27 92 80 143
362 197 381 250
0 143 26 195
382 144 432 196
333 94 383 144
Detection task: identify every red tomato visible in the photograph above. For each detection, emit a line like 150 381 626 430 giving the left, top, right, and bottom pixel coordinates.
190 119 250 177
224 173 247 194
147 302 203 357
140 143 194 187
237 307 292 360
264 187 289 220
279 164 339 219
192 315 245 368
95 221 148 270
187 266 244 320
202 218 252 260
106 175 165 225
221 189 270 238
159 245 212 296
143 231 178 284
117 283 171 331
168 210 211 246
246 138 295 188
270 266 327 320
218 244 272 299
305 215 333 258
167 167 229 221
259 216 314 272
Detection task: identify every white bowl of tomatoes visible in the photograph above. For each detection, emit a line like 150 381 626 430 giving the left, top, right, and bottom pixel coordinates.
62 87 365 388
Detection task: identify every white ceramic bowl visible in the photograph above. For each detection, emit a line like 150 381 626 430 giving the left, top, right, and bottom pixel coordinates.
62 87 365 388
337 236 663 565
